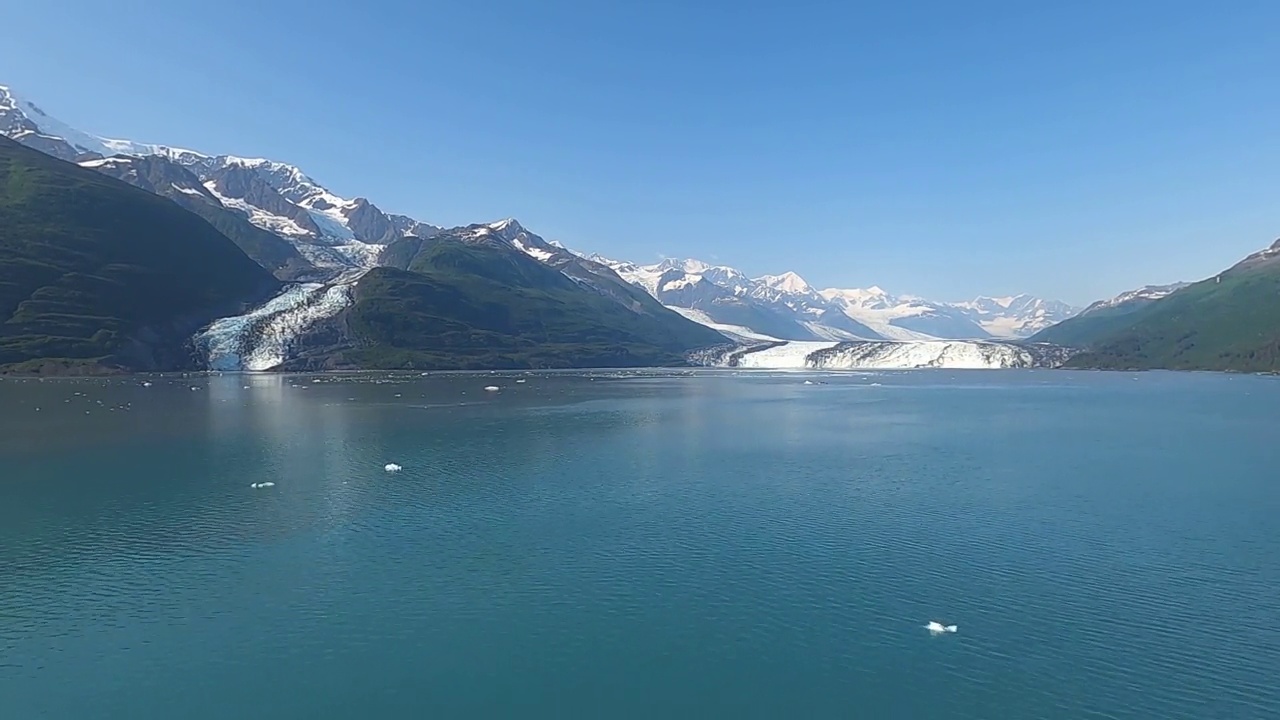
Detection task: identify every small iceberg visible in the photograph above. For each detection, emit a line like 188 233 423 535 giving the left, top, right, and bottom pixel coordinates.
484 385 501 392
926 621 958 634
384 463 402 473
803 380 814 385
515 379 527 384
250 482 276 489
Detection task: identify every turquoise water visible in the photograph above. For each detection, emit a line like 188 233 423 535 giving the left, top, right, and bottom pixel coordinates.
2 370 1279 719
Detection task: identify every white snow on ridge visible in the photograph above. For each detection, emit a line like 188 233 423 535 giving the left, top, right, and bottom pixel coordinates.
756 271 812 294
203 182 311 237
76 157 134 169
511 238 554 262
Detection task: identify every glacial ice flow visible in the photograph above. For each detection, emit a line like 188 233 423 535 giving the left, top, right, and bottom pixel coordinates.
719 340 1068 370
732 342 841 369
197 270 363 371
814 341 1043 370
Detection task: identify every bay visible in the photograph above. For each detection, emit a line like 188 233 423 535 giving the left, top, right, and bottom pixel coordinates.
2 370 1278 719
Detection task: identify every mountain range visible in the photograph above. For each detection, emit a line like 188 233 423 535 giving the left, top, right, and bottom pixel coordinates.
2 82 1277 373
584 255 1079 343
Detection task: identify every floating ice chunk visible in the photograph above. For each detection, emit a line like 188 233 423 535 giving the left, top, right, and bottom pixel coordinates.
384 463 402 473
803 380 814 385
142 381 152 387
515 379 527 384
484 386 501 392
926 621 958 634
250 482 276 489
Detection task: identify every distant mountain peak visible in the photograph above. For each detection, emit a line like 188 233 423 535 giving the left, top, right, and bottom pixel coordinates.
756 271 811 294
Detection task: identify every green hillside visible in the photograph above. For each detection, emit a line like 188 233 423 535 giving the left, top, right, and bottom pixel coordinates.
326 238 726 370
1032 302 1155 347
0 137 279 373
1061 245 1280 372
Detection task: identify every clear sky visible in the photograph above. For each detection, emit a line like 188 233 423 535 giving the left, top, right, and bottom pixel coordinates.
4 0 1278 304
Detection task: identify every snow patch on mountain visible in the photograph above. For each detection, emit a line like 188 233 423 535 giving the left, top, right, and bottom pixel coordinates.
666 307 780 343
1080 283 1190 315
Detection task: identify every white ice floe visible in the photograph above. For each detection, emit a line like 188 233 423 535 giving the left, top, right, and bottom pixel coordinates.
484 385 501 392
250 482 276 489
926 621 958 634
384 463 402 473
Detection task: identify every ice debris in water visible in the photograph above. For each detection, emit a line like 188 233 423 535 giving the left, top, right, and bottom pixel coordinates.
250 482 276 489
926 621 958 634
484 385 501 392
384 463 402 473
142 381 152 387
515 379 527 384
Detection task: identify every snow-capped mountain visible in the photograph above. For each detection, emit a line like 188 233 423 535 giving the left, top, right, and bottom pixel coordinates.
586 256 886 342
584 253 1078 342
2 81 1085 364
820 286 992 340
0 83 457 368
950 294 1079 337
1077 283 1190 316
1 84 439 272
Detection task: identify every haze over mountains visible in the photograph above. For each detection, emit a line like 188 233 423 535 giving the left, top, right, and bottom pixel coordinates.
2 82 1278 373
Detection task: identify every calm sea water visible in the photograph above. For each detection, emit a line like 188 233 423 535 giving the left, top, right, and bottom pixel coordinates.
2 370 1279 719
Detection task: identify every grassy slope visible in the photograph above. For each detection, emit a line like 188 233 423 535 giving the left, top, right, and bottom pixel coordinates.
1063 257 1280 372
1030 303 1153 347
0 137 279 372
339 240 726 369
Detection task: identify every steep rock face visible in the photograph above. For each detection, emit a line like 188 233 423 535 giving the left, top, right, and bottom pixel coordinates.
343 198 397 243
0 137 279 373
204 164 326 237
79 155 316 281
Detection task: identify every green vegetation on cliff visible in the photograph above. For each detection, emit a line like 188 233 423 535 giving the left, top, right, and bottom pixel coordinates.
1039 243 1280 372
0 137 278 373
327 238 725 369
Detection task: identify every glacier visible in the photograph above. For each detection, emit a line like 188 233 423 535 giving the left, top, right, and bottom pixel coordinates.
196 270 364 371
699 340 1074 370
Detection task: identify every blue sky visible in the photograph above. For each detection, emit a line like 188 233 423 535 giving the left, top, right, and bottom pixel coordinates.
5 0 1279 304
